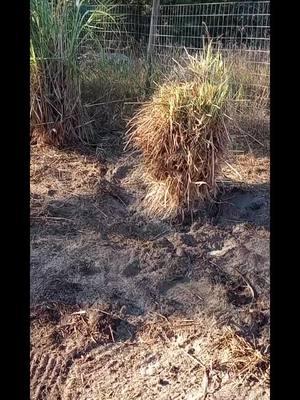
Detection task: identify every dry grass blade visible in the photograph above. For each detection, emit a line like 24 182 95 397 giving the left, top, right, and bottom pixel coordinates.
212 327 269 386
137 315 269 388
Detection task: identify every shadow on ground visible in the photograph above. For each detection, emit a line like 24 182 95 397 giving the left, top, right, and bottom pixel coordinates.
31 176 269 339
30 147 270 400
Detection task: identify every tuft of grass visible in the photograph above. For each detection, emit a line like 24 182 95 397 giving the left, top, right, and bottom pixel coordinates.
30 0 116 147
126 44 232 218
150 48 269 154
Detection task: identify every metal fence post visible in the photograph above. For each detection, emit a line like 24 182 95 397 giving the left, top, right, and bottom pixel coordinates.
146 0 160 94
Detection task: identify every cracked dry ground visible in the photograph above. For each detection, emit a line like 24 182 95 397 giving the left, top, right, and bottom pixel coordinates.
31 144 270 400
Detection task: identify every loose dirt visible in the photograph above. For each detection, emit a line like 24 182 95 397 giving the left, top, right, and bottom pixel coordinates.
31 142 269 399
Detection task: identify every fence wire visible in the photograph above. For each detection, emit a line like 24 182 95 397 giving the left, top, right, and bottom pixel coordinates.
87 1 270 97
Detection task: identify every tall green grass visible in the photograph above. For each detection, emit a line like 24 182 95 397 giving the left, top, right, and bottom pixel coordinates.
30 0 116 146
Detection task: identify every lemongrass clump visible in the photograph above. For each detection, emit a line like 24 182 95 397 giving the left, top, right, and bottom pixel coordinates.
30 0 115 146
127 44 232 218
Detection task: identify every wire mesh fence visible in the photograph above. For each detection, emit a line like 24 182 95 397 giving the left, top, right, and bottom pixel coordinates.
154 2 269 51
85 1 270 99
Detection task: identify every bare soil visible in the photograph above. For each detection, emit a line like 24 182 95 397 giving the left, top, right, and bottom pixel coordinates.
30 139 270 400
